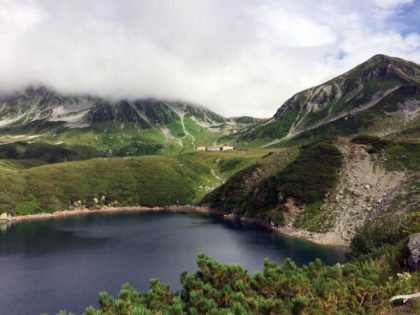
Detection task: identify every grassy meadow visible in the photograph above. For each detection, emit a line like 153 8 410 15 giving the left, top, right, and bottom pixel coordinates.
0 149 276 215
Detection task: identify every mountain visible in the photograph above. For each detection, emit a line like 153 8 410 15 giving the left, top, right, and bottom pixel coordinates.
0 85 226 128
202 55 420 246
0 85 243 156
236 54 420 146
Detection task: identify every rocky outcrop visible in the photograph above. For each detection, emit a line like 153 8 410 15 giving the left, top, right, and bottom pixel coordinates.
407 233 420 271
0 212 10 220
328 141 405 242
280 141 406 246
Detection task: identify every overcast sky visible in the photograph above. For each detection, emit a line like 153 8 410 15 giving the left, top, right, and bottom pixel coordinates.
0 0 419 117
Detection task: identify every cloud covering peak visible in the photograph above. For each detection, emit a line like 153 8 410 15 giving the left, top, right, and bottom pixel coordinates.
0 0 419 117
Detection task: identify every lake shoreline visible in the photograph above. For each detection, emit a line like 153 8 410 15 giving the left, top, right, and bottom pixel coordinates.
0 206 350 248
0 205 225 223
220 213 350 248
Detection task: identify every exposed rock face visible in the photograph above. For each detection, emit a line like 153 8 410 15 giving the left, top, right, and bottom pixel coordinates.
239 54 420 142
407 233 420 271
327 141 405 242
0 85 226 130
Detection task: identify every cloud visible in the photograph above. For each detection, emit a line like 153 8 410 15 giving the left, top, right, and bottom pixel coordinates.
250 5 338 47
0 0 419 117
369 0 413 9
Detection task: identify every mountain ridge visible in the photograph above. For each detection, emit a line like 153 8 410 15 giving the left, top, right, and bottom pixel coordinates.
0 85 251 155
2 54 419 151
233 54 420 147
0 84 226 129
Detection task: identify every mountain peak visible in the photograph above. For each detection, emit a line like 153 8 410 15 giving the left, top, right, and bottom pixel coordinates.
361 54 420 72
367 54 393 63
355 54 420 83
23 84 53 95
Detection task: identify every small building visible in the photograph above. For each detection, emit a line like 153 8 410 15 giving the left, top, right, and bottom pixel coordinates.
206 146 222 152
196 145 235 152
222 145 234 151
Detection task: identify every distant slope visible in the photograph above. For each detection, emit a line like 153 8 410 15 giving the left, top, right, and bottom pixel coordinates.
235 54 420 147
0 86 241 155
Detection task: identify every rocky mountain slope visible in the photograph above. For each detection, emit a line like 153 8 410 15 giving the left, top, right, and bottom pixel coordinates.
0 85 224 129
235 54 420 146
203 55 420 246
0 86 247 155
202 136 419 246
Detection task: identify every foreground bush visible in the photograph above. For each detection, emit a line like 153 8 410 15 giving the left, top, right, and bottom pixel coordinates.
59 251 420 315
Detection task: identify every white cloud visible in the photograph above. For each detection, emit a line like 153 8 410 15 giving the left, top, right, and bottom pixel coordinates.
250 5 337 47
369 0 413 9
0 0 419 117
0 2 45 34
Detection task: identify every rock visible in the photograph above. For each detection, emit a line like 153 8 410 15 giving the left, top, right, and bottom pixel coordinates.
364 184 370 189
390 293 420 305
93 197 99 204
0 212 9 220
73 200 82 207
224 213 237 221
407 233 420 271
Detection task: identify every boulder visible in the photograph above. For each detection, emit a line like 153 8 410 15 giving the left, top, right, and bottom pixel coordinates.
0 212 9 220
407 233 420 271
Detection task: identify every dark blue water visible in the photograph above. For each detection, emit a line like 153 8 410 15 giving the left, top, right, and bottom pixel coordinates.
0 212 347 315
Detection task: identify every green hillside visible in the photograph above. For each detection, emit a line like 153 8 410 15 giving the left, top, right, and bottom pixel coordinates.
0 149 273 215
201 141 343 226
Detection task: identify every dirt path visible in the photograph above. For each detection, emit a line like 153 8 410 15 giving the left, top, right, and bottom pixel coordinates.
211 168 222 181
177 112 196 149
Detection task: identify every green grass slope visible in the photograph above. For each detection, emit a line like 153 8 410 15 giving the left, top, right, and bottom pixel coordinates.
201 141 343 226
0 149 274 215
0 156 202 214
